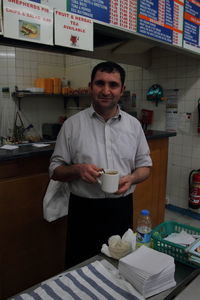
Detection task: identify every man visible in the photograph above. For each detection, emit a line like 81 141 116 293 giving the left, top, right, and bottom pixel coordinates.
49 61 152 268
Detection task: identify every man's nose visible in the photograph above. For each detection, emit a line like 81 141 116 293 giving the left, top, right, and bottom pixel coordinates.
102 84 111 95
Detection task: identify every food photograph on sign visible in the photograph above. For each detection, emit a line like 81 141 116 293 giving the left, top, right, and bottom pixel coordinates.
19 20 40 40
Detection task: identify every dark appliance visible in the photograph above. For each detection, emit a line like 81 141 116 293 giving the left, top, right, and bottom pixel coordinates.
42 123 62 140
189 169 200 209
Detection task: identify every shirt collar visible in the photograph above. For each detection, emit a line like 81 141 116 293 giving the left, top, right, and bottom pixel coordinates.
88 105 122 120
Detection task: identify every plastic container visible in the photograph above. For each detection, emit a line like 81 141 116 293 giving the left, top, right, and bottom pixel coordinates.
152 221 200 268
136 209 152 248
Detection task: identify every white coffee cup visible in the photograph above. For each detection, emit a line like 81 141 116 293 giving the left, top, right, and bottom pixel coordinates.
97 169 119 193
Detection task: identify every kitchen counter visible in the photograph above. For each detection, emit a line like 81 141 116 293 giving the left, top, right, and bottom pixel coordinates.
0 143 67 299
0 130 176 162
0 141 55 162
144 129 176 140
10 253 198 300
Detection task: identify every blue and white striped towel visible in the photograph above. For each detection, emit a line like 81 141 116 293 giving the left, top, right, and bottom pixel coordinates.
12 261 144 300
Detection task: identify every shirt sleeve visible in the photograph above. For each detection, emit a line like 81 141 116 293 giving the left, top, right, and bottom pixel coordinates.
49 121 72 178
135 126 152 169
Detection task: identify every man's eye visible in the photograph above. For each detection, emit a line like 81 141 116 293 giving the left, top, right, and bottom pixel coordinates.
95 80 104 86
94 80 120 88
109 82 119 88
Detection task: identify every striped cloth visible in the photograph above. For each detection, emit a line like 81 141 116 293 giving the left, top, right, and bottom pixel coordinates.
12 261 144 300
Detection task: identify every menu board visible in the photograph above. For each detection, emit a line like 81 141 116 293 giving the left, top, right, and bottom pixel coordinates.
183 0 200 53
54 10 93 51
41 0 66 10
0 0 3 35
110 0 137 32
138 0 184 46
3 0 53 45
1 0 199 56
28 0 67 10
28 0 41 3
67 0 109 23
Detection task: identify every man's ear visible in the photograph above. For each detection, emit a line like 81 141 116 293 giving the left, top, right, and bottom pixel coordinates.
121 85 126 94
88 82 92 91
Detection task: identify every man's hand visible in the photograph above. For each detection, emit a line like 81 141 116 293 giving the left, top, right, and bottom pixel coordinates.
116 167 151 195
77 164 102 183
51 163 102 183
116 175 133 194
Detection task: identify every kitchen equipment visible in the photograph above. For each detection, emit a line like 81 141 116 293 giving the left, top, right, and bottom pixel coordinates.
189 169 200 209
140 109 153 130
198 98 200 133
42 123 62 140
147 84 164 106
13 111 25 142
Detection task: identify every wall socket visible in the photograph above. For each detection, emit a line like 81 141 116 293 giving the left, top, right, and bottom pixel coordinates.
2 87 10 98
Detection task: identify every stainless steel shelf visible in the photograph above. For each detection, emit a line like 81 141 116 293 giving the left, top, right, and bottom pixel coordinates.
11 92 91 110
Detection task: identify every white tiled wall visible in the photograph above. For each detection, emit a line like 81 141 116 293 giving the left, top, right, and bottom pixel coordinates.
0 46 16 138
0 47 66 137
141 48 200 214
15 48 66 136
0 44 200 214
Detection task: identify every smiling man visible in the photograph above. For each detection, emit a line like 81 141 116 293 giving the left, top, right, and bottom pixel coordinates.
49 61 152 268
89 66 125 120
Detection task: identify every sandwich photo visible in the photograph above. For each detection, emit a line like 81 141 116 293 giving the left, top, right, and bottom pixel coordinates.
19 21 40 39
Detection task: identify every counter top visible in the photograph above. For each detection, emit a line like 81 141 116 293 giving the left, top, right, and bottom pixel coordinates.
0 142 55 162
144 129 176 140
0 130 176 162
11 253 197 300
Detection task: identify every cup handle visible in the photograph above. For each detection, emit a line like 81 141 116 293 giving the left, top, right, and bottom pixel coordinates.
97 171 104 186
97 177 102 185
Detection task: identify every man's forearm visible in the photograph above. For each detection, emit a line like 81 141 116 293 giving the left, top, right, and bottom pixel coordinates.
130 167 151 185
51 163 102 183
51 164 80 182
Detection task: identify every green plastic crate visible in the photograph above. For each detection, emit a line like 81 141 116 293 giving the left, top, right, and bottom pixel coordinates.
152 221 200 268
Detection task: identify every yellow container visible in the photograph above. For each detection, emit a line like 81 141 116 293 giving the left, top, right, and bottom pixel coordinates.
45 78 53 94
35 78 53 93
52 78 62 94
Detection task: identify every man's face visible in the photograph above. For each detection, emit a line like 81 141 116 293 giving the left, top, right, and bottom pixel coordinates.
89 70 125 111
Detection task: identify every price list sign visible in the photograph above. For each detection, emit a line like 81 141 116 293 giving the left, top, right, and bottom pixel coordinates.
67 0 109 23
183 0 200 53
138 0 184 46
110 0 137 32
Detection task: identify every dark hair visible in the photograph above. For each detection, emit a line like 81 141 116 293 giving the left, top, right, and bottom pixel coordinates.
91 61 126 86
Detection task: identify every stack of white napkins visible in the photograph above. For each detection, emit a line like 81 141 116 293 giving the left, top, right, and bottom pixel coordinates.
119 245 176 298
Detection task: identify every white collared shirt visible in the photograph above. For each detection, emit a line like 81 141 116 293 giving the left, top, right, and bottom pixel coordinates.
49 106 152 198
